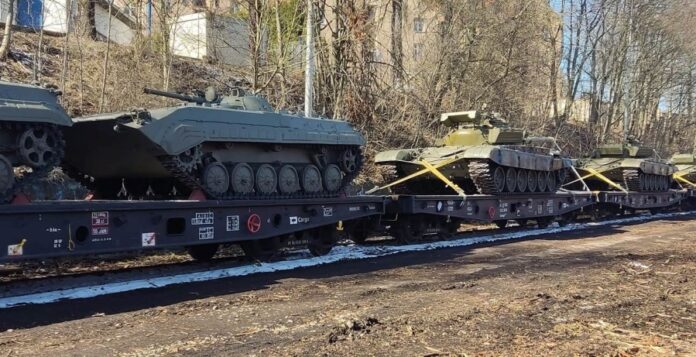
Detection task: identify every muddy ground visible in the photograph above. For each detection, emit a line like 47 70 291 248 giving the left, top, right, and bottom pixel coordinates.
0 217 694 356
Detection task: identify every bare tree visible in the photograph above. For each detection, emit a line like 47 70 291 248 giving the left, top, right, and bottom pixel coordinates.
0 0 15 60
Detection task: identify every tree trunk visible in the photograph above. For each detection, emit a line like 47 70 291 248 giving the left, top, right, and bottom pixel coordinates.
99 0 114 112
0 0 16 60
77 0 97 39
390 0 402 85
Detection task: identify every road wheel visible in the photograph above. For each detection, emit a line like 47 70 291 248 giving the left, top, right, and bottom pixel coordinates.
516 169 528 193
527 170 537 192
493 166 506 193
537 171 547 192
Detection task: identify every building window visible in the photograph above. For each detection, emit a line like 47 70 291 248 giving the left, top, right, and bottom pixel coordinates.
414 17 424 33
413 43 424 60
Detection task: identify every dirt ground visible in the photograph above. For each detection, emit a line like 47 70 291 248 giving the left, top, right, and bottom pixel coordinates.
0 217 694 356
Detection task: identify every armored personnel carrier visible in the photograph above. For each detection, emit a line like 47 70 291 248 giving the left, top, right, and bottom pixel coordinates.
62 87 364 199
575 139 675 192
0 81 73 201
374 111 571 195
669 153 696 186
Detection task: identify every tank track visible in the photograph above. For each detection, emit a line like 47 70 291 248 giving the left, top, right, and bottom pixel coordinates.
469 160 498 195
622 169 642 192
0 123 65 202
158 145 363 200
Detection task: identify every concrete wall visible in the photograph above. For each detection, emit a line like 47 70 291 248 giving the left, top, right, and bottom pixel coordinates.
42 0 69 33
206 15 255 67
0 0 16 25
171 12 207 60
172 12 259 67
95 4 135 45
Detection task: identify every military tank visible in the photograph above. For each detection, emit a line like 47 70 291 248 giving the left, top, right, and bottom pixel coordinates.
374 111 572 195
0 80 73 201
669 153 696 187
61 87 364 199
575 139 675 192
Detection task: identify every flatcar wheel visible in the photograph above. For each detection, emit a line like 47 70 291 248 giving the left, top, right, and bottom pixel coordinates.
393 216 424 244
240 236 283 261
537 171 547 192
278 165 300 195
527 170 537 192
516 169 528 193
494 220 508 229
546 171 557 193
306 227 338 256
231 163 254 194
493 166 506 193
301 165 323 193
202 162 230 197
255 164 277 194
505 167 517 193
186 243 219 261
0 154 15 200
323 164 343 192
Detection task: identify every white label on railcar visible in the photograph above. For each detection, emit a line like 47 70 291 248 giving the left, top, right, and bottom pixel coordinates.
142 232 157 247
199 227 214 240
289 216 310 225
46 227 61 233
7 244 22 256
323 207 333 217
53 239 62 248
499 202 509 218
191 212 214 225
226 215 240 232
92 227 109 236
92 212 109 226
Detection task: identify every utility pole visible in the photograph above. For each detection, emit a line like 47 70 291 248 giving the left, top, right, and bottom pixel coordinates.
304 0 314 117
623 0 634 143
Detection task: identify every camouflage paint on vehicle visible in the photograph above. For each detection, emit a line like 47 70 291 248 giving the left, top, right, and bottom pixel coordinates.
670 153 696 186
375 111 572 195
575 140 676 192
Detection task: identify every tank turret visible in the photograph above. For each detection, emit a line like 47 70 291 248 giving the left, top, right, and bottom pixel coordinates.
440 111 525 146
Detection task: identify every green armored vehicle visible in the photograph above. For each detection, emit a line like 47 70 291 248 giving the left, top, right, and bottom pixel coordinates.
375 111 571 195
669 153 696 187
0 80 73 201
575 140 675 192
62 87 364 199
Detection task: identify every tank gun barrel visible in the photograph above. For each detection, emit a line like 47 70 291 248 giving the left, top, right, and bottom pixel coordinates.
143 88 208 104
